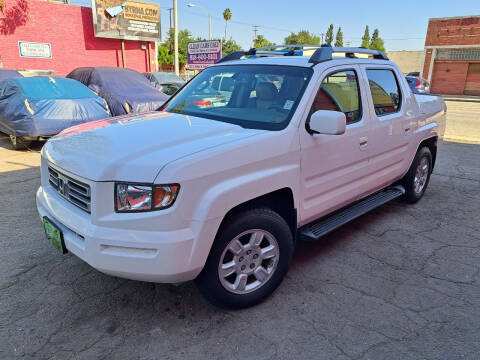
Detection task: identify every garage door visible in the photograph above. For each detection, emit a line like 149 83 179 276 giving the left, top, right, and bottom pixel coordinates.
430 62 467 95
464 63 480 96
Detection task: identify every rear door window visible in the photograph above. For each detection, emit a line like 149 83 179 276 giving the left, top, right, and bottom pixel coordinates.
366 69 402 116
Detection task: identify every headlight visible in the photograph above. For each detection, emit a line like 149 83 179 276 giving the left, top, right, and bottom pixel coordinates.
115 183 180 212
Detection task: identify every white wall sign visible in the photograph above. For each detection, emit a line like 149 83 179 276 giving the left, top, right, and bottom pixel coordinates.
18 42 52 59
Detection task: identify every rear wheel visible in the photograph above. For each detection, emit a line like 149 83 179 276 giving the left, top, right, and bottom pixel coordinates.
402 147 432 203
9 135 31 150
195 208 294 309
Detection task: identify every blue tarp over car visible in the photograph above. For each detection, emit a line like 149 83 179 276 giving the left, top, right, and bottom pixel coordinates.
0 69 23 81
67 67 169 116
0 77 110 137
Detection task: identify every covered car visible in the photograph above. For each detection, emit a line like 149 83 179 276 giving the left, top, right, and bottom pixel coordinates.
0 69 23 81
143 72 186 96
67 67 169 116
0 77 110 150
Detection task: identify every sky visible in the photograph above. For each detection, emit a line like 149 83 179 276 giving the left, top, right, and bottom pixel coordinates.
72 0 480 52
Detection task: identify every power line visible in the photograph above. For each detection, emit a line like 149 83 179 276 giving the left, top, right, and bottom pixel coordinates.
184 11 426 40
183 9 296 33
344 37 424 41
171 8 427 43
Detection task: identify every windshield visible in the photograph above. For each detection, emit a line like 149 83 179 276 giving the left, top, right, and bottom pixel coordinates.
163 65 312 130
153 72 184 83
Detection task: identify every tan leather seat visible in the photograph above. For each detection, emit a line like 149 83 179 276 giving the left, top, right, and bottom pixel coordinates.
255 82 277 110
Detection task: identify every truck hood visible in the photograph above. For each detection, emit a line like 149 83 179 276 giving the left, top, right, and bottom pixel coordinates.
43 111 264 182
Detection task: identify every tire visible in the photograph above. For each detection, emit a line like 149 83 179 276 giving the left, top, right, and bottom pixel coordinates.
9 135 31 150
402 147 432 204
195 208 294 309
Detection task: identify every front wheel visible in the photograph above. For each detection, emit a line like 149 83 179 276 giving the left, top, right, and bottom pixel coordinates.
402 147 432 203
195 208 294 309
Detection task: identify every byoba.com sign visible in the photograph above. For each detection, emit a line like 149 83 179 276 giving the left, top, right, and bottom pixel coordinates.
187 40 222 70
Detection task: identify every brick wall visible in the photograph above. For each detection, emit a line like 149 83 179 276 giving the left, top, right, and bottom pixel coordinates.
426 16 480 47
0 0 155 75
421 16 480 95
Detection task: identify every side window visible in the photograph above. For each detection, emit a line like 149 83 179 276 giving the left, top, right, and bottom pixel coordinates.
366 69 401 116
311 70 361 124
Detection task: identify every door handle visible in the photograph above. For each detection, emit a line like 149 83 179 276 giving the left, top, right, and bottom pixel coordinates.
359 136 368 150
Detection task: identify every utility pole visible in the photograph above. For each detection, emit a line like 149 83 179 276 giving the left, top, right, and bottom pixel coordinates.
320 33 324 45
167 7 173 54
173 0 179 76
168 8 173 32
253 25 259 48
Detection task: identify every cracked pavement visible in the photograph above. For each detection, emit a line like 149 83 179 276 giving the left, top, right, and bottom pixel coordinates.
1 119 480 359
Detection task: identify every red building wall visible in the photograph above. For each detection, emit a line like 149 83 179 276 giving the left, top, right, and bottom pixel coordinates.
422 16 480 95
425 16 480 47
0 0 155 76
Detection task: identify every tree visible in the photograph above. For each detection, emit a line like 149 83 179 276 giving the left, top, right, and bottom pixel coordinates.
361 25 370 48
157 28 195 65
325 24 334 45
284 30 320 45
157 45 172 65
222 8 232 41
370 28 386 53
222 38 241 55
0 0 29 35
334 27 344 47
255 34 275 48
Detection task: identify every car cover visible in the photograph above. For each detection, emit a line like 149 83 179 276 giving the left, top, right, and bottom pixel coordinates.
0 77 111 137
0 69 23 81
67 67 169 116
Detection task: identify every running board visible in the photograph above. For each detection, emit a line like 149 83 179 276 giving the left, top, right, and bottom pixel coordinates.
299 185 405 242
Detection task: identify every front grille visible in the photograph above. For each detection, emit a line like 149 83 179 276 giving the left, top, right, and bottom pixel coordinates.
48 166 91 213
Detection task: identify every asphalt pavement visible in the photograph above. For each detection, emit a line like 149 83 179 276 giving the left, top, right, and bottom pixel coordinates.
1 106 479 359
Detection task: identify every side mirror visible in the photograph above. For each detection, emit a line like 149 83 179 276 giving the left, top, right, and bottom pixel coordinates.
309 110 346 135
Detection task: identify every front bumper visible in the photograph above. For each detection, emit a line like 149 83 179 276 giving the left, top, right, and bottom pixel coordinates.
36 185 211 283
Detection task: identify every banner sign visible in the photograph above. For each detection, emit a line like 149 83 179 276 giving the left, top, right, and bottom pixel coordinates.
92 0 160 42
187 40 222 70
18 42 52 59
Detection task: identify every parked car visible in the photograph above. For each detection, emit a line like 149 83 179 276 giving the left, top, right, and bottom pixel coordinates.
406 75 430 94
37 46 446 308
67 67 169 116
0 69 23 81
0 77 110 150
143 72 186 96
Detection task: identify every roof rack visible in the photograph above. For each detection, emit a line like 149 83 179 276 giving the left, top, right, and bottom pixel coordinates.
215 44 389 65
308 46 389 63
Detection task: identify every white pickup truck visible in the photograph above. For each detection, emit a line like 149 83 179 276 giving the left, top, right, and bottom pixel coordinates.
36 46 446 308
